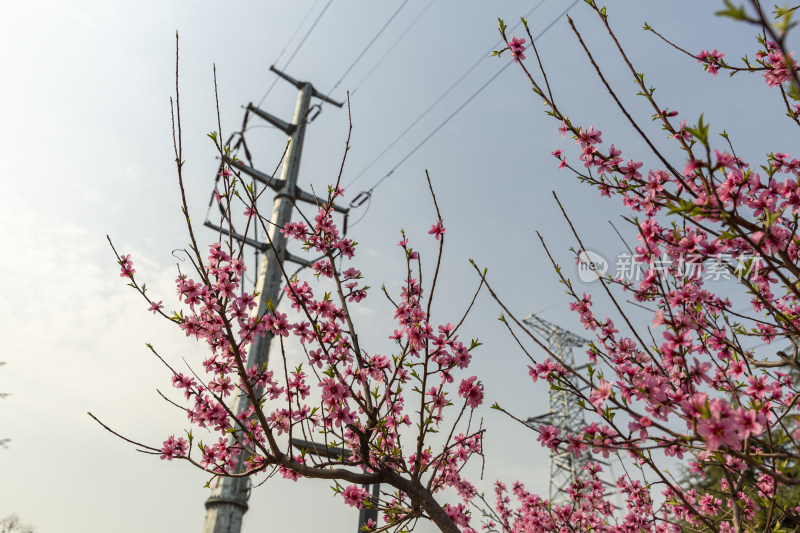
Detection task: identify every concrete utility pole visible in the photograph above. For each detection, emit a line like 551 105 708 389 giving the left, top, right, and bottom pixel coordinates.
521 314 590 505
201 66 344 533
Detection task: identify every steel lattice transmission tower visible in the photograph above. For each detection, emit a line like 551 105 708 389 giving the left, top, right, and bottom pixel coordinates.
522 313 590 505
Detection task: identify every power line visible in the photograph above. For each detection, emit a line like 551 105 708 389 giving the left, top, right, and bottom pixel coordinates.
257 0 335 107
350 0 436 96
282 0 334 71
364 60 515 192
274 0 322 68
532 296 573 315
345 0 552 190
328 0 411 96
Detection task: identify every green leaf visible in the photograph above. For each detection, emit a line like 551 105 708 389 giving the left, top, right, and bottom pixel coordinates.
685 114 710 144
764 208 785 226
715 1 748 20
773 6 799 19
787 82 800 102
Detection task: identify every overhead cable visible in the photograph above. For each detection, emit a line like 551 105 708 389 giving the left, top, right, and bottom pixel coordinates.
274 0 322 69
350 0 436 97
347 0 580 200
345 0 551 189
257 0 335 107
328 0 411 96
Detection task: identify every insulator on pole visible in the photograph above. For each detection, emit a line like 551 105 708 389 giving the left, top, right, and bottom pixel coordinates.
350 190 371 208
306 104 322 122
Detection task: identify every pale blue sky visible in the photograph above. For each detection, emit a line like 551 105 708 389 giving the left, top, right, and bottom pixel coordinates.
0 1 796 532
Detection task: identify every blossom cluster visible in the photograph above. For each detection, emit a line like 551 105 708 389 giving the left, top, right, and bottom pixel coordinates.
508 37 526 63
497 3 800 530
118 183 487 531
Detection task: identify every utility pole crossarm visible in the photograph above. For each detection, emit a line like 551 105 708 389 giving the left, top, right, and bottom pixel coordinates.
230 159 284 193
285 252 314 268
269 65 344 107
204 219 266 251
231 160 349 214
246 103 295 135
294 187 349 214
